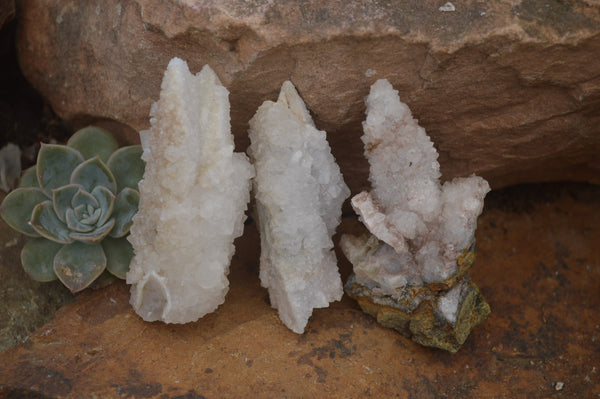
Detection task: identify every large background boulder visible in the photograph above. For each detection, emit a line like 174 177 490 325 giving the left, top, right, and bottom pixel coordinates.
15 0 600 190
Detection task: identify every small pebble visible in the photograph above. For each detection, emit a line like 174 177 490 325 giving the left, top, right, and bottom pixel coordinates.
439 2 456 12
555 381 564 391
4 238 18 248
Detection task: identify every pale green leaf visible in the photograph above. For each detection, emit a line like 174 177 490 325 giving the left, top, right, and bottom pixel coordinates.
91 186 115 226
0 187 48 237
53 241 106 293
109 188 139 238
19 166 39 188
107 145 145 192
20 238 61 282
52 184 81 223
36 144 84 196
71 187 99 210
65 208 96 233
70 156 117 194
102 236 134 279
30 201 73 244
67 126 119 162
69 218 115 243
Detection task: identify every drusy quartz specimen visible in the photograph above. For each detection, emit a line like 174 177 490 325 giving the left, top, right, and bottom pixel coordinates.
127 58 254 323
248 81 350 333
341 79 490 352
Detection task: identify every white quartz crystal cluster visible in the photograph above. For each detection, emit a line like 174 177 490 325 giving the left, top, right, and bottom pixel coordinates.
126 58 254 323
341 79 490 294
248 81 350 333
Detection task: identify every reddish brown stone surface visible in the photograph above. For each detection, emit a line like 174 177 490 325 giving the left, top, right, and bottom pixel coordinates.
15 0 600 191
0 183 598 398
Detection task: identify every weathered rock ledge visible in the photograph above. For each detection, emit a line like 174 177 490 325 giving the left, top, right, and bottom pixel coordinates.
16 0 600 190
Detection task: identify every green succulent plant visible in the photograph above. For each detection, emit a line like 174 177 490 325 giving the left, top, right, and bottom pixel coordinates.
0 126 144 293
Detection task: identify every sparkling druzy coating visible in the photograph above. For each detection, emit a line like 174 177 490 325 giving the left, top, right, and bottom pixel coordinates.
343 79 490 294
248 81 349 333
342 79 490 352
127 58 253 323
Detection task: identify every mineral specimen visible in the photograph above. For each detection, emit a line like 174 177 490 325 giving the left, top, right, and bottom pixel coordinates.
248 81 350 333
341 79 490 352
127 58 254 323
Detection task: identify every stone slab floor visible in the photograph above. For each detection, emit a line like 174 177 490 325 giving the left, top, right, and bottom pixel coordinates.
0 182 598 398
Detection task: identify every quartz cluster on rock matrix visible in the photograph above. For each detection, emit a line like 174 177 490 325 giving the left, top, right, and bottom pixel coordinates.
126 58 253 323
342 79 491 353
248 81 350 333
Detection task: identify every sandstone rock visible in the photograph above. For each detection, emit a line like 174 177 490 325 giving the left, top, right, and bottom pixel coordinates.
1 183 599 397
15 0 600 190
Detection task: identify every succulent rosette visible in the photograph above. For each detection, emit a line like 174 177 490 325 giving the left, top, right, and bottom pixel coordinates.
0 126 144 292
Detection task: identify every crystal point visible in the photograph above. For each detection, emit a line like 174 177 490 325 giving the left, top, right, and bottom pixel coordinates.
127 58 253 323
249 81 349 333
343 79 490 352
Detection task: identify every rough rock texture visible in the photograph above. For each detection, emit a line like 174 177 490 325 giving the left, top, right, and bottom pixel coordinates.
0 183 599 397
15 0 600 191
248 81 349 333
344 242 491 353
126 58 253 323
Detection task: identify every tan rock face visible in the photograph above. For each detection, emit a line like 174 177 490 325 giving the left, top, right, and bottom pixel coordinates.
16 0 600 190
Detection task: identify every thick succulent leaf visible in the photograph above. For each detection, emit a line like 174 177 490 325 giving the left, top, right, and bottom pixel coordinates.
102 236 134 279
65 208 96 233
107 146 145 192
30 201 74 244
69 218 115 243
91 185 115 226
37 144 84 196
52 184 82 223
109 188 139 238
67 126 119 162
0 187 48 237
71 187 100 211
19 166 40 188
80 207 101 225
20 238 61 282
73 204 87 219
70 156 117 194
53 241 106 293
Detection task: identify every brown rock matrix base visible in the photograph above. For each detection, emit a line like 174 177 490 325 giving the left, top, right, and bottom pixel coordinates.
15 0 600 190
345 240 491 353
